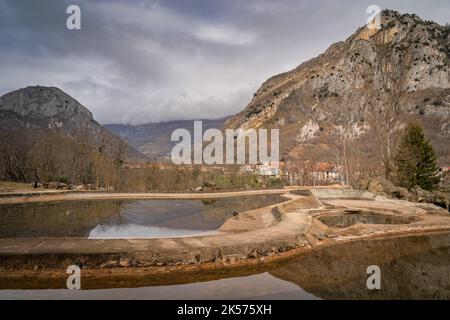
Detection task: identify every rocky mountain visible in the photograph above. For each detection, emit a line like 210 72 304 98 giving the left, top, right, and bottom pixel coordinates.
0 86 144 161
106 118 226 159
225 10 450 165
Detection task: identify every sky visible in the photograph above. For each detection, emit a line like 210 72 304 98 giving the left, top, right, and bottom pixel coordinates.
0 0 449 125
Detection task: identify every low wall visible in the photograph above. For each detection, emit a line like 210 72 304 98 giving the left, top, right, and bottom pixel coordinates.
310 188 376 200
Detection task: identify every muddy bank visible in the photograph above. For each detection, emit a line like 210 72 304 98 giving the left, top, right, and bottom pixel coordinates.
270 231 450 300
1 231 449 292
0 188 449 286
0 187 304 205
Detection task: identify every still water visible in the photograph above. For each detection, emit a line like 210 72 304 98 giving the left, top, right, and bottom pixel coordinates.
0 195 286 239
1 233 449 299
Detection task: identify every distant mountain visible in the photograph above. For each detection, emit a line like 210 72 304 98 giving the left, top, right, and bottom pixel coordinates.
106 118 226 159
225 10 450 165
0 86 145 161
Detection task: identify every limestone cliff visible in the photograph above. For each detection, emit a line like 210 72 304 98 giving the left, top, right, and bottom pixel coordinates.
225 10 450 164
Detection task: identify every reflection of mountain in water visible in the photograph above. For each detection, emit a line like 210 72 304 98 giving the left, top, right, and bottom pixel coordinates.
0 232 449 298
270 233 450 299
0 195 286 239
0 201 122 238
126 195 285 231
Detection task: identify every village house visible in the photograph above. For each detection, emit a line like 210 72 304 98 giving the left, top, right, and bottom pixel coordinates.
311 162 341 184
258 162 280 176
284 160 341 185
239 164 255 174
239 160 286 177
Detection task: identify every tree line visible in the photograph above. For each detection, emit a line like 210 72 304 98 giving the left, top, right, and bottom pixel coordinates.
0 128 284 192
0 128 123 189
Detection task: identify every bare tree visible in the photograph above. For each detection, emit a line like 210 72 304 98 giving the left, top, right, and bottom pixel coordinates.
364 23 413 179
334 131 363 187
0 130 34 181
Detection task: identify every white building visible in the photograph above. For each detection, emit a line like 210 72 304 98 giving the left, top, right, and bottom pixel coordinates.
239 165 255 174
311 162 341 184
258 161 281 177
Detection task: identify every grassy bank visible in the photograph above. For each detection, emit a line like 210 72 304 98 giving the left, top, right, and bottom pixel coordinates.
0 181 38 192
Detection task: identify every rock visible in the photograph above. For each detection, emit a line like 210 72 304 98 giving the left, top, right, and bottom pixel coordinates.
298 240 309 247
99 260 118 268
44 182 57 189
390 186 410 200
119 259 130 267
411 187 449 210
194 187 203 192
30 182 43 188
366 177 394 195
366 179 384 194
364 181 450 211
313 231 325 241
45 182 67 189
363 177 410 200
0 86 143 162
57 182 68 189
202 182 218 191
224 10 450 165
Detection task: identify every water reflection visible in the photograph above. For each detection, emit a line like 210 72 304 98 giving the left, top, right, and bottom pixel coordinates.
318 210 416 228
0 233 448 299
270 232 450 299
0 273 318 300
0 195 286 239
88 224 218 239
0 200 121 238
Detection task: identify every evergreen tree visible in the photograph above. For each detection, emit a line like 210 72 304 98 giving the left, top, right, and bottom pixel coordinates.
393 122 440 191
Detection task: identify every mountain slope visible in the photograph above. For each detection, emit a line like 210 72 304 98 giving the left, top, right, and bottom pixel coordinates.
106 118 226 159
225 10 450 165
0 86 144 161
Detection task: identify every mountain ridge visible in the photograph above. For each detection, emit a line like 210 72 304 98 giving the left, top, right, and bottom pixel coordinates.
0 85 145 161
106 118 227 159
225 10 450 165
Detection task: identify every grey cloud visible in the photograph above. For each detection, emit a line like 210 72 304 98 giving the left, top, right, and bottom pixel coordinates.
0 0 449 124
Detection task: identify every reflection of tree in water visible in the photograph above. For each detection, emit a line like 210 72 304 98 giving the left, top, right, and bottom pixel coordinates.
0 196 287 238
270 233 450 299
0 200 122 238
116 200 125 225
201 199 217 205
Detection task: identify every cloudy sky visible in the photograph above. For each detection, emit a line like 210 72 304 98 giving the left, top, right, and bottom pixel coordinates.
0 0 449 125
